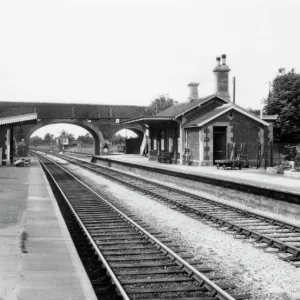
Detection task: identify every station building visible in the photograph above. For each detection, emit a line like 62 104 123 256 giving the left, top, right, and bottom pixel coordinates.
123 55 272 166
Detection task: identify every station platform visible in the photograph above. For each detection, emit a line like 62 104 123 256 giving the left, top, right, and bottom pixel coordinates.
93 154 300 196
0 158 97 299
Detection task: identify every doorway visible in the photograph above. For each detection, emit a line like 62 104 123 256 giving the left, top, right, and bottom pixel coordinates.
213 126 227 164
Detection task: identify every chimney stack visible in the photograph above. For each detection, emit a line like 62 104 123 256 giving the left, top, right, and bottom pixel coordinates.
213 54 231 101
188 82 199 101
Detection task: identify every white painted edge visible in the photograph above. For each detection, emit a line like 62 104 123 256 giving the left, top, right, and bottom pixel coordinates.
35 157 98 300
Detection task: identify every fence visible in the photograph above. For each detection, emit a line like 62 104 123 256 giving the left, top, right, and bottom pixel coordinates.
257 141 300 168
225 142 300 168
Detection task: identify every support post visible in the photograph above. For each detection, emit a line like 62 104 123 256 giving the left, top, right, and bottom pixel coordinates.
6 128 11 165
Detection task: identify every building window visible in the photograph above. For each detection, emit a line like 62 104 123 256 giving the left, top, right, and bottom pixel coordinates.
161 130 165 151
168 138 173 152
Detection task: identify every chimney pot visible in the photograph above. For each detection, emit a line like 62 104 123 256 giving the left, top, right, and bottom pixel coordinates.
221 54 227 65
216 57 221 66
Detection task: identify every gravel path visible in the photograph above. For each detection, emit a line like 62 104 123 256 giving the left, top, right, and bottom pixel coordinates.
51 156 300 300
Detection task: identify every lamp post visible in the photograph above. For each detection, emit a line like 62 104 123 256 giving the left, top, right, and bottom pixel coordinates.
50 134 54 152
62 131 65 153
60 130 66 153
125 129 127 154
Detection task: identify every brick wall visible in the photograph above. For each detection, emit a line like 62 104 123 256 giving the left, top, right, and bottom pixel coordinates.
186 128 199 165
0 102 148 119
208 109 267 166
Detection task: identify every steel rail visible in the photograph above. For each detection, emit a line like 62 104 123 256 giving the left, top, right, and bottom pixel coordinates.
37 157 131 300
54 153 300 232
34 151 239 300
45 152 300 259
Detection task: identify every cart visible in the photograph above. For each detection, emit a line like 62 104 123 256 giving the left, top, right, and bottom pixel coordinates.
215 142 249 170
215 159 244 170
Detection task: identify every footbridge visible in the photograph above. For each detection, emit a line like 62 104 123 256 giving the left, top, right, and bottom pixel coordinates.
0 101 148 158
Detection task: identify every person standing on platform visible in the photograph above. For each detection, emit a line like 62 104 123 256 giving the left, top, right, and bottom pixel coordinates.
103 142 108 155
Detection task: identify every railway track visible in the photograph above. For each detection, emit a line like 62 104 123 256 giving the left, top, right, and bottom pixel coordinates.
35 151 300 266
35 152 249 300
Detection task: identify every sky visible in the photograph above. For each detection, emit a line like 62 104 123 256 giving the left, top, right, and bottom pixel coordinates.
1 0 300 138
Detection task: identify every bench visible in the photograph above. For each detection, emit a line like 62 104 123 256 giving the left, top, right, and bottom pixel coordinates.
158 151 173 164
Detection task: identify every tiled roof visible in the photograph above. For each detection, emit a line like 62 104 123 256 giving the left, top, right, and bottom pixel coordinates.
184 104 233 127
155 94 226 117
0 113 37 125
184 103 269 127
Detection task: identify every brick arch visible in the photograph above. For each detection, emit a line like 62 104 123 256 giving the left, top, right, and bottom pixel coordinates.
26 119 104 155
111 124 145 139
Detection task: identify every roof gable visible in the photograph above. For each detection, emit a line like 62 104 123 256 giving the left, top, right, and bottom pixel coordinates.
184 104 269 127
155 94 229 118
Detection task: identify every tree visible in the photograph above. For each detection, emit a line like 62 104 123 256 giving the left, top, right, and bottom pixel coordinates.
44 133 52 143
67 133 75 142
29 135 43 145
112 134 126 145
246 107 260 116
263 68 300 140
147 95 178 115
77 133 94 144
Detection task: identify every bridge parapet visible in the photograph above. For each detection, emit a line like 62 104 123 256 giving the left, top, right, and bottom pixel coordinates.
0 102 149 120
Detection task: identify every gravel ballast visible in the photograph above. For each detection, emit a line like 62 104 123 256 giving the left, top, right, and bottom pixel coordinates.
48 156 300 300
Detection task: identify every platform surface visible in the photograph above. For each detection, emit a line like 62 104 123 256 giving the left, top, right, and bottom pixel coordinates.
0 158 97 300
95 154 300 195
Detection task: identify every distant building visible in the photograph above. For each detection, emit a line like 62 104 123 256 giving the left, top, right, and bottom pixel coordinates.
69 140 83 148
56 135 69 146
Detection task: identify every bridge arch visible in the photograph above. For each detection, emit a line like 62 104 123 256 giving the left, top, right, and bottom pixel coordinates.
27 119 104 155
111 124 145 139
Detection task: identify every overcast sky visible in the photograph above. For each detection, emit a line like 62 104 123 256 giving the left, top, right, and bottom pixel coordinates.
1 0 299 137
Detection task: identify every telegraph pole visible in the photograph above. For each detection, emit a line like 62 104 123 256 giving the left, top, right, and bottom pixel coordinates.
233 77 236 104
266 81 272 105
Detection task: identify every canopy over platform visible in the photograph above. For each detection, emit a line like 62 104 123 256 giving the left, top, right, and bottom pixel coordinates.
0 113 38 126
122 116 176 126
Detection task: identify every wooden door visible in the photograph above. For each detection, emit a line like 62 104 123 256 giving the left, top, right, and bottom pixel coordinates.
213 127 227 164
